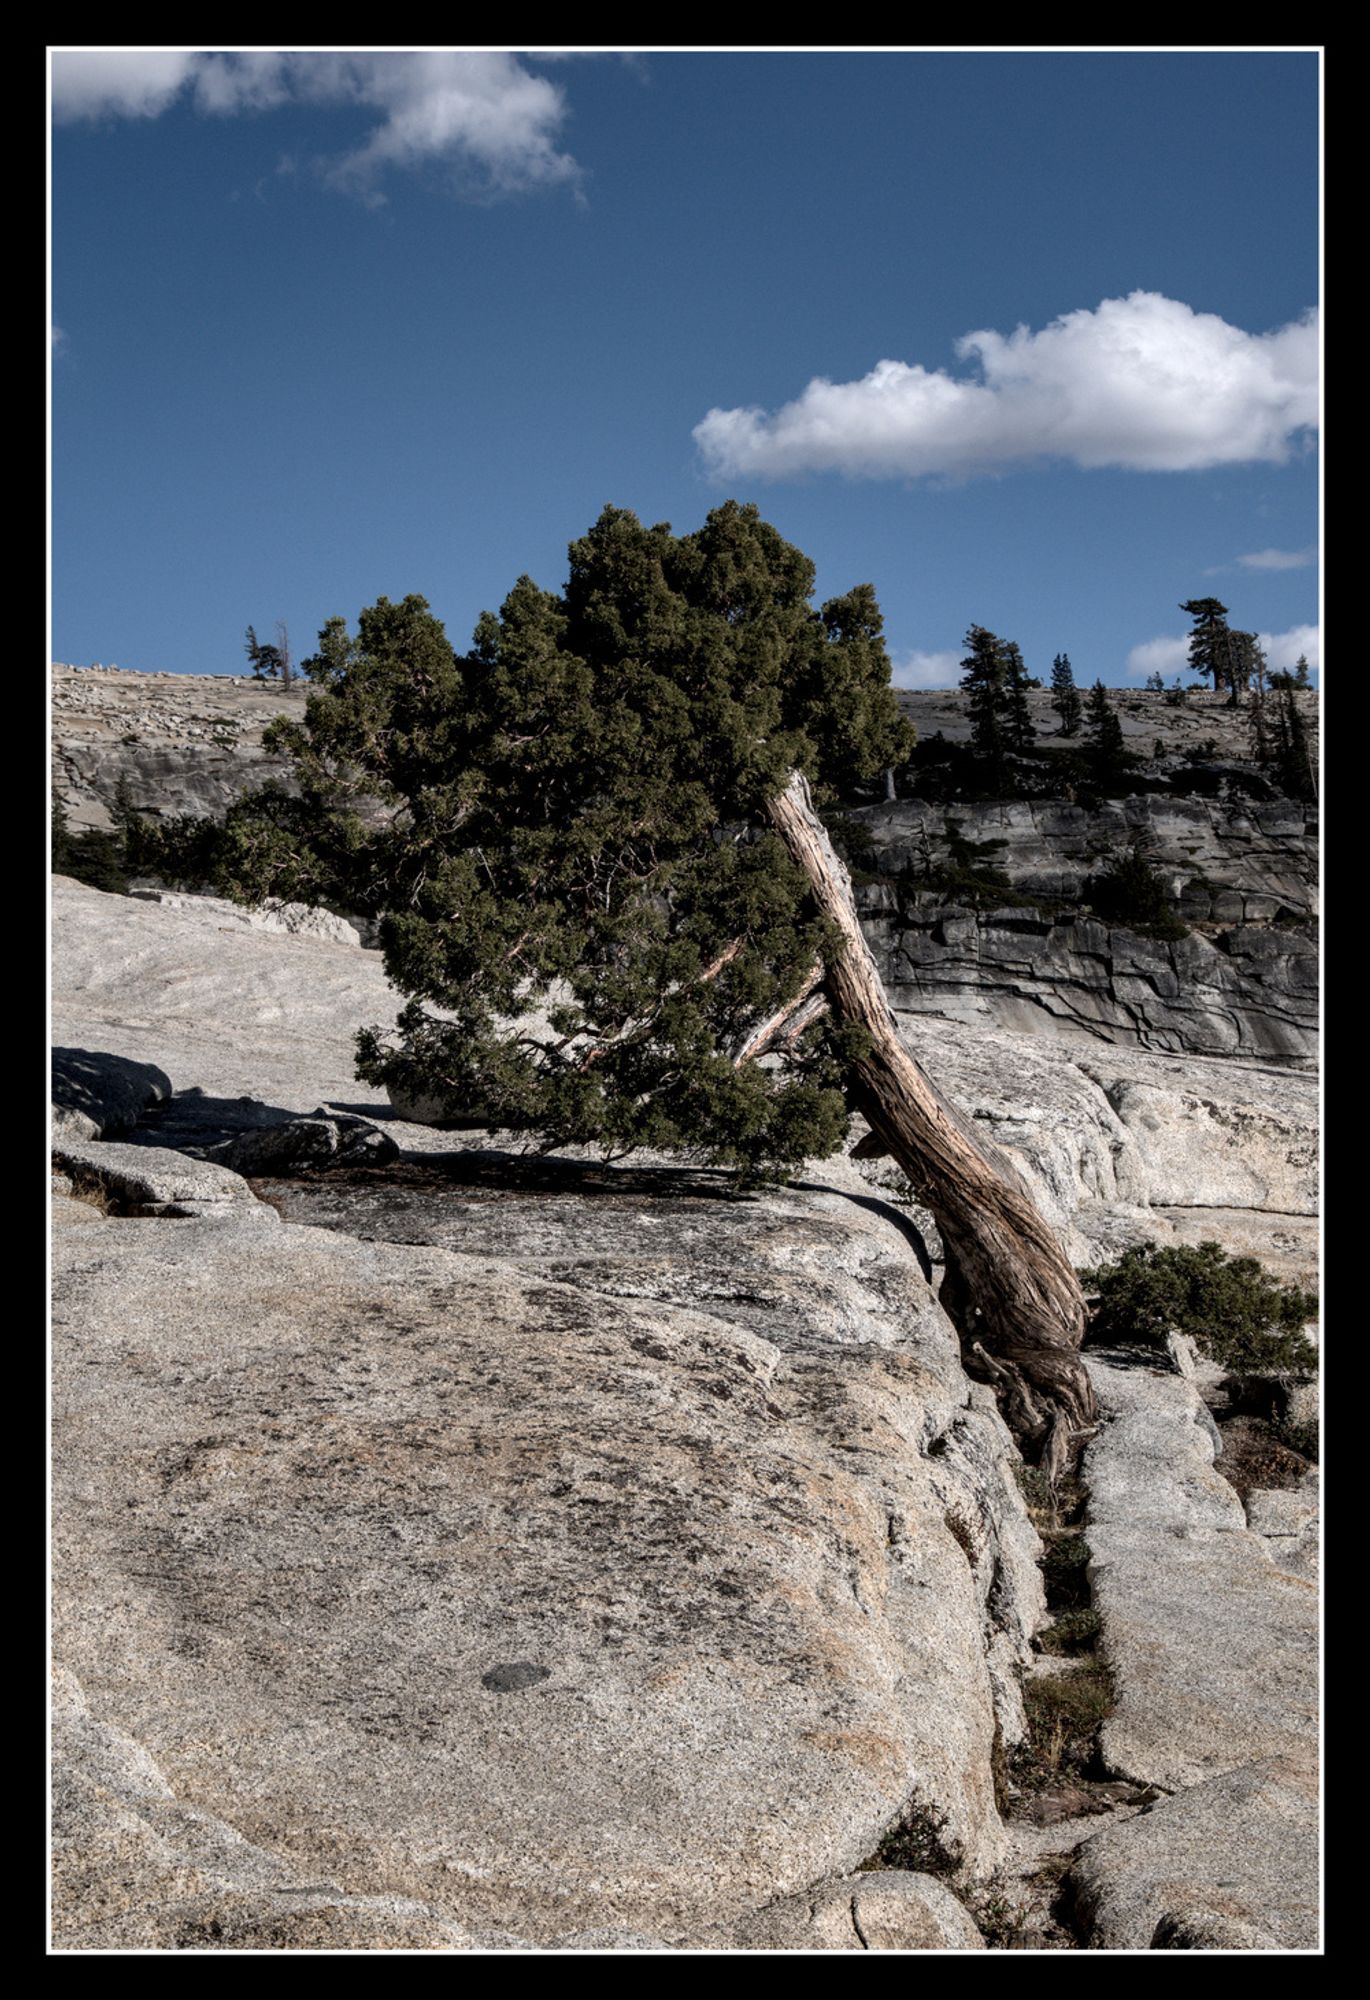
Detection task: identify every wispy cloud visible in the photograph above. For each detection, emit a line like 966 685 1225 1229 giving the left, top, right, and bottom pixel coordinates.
1237 546 1315 571
51 50 580 201
1126 624 1320 681
51 50 198 121
51 324 67 354
695 293 1318 483
889 648 963 690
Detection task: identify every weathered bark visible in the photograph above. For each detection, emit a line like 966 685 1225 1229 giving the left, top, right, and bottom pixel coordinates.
767 770 1096 1461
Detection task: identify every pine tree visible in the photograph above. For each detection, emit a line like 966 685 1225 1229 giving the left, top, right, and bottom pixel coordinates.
244 624 282 681
1246 637 1271 766
1084 680 1131 792
217 504 1095 1461
1050 653 1082 736
1293 654 1312 688
1002 641 1036 755
961 625 1011 788
1271 684 1315 800
1180 598 1234 694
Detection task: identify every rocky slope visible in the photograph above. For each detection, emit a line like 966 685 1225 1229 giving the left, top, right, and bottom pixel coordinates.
852 790 1316 1064
51 878 1320 1947
52 670 1319 1066
52 665 305 832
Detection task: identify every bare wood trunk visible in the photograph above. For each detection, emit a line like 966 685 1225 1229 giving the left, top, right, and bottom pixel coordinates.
767 771 1096 1457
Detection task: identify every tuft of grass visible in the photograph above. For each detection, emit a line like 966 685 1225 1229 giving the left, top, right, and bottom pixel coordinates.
1018 1664 1115 1779
965 1885 1032 1949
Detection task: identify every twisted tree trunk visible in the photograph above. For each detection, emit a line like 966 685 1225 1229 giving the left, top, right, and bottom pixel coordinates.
767 771 1095 1472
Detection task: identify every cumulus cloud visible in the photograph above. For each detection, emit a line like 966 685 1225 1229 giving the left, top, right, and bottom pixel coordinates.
1125 635 1191 682
1261 623 1320 675
1237 546 1315 571
51 50 579 199
1126 624 1320 681
695 293 1318 483
890 648 963 690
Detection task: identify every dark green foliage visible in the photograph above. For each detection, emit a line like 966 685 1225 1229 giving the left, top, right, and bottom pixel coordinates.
1293 654 1311 689
863 1801 959 1878
1180 597 1234 693
1035 1607 1102 1656
1050 652 1082 735
960 624 1011 790
213 504 914 1183
1084 846 1187 939
1271 685 1316 800
244 624 279 681
1082 680 1134 792
1163 676 1188 707
932 816 1012 904
1083 1241 1317 1376
245 620 294 686
51 792 128 894
1144 670 1165 692
1001 640 1036 754
1040 1532 1092 1608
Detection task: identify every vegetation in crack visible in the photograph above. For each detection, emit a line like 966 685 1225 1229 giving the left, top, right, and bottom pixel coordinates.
1081 1241 1317 1378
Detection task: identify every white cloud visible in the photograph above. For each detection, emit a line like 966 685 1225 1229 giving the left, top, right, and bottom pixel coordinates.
1125 635 1191 682
1237 546 1315 571
52 51 197 121
51 324 67 352
51 50 579 200
1126 624 1320 681
1260 623 1320 675
694 293 1319 483
890 649 963 690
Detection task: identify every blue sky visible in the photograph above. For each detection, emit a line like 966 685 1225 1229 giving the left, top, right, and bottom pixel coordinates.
51 48 1320 688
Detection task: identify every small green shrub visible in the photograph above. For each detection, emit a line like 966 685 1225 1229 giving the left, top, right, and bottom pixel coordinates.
861 1800 959 1878
1277 1415 1320 1462
1083 1241 1317 1376
1084 846 1187 939
1040 1532 1092 1608
1036 1607 1102 1656
51 793 129 894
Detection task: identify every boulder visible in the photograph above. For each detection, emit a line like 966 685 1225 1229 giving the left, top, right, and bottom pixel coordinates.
52 1197 1018 1945
1069 1752 1318 1951
728 1869 986 1950
1083 1355 1318 1794
50 1136 271 1219
52 1048 172 1139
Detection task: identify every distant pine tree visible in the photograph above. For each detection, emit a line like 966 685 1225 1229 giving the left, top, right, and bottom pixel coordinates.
1001 641 1036 754
960 625 1011 791
1084 680 1132 792
1050 653 1082 736
1180 597 1234 694
1293 654 1312 688
1272 684 1316 800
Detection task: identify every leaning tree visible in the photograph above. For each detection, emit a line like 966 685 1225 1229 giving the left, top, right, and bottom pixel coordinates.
235 503 1095 1468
